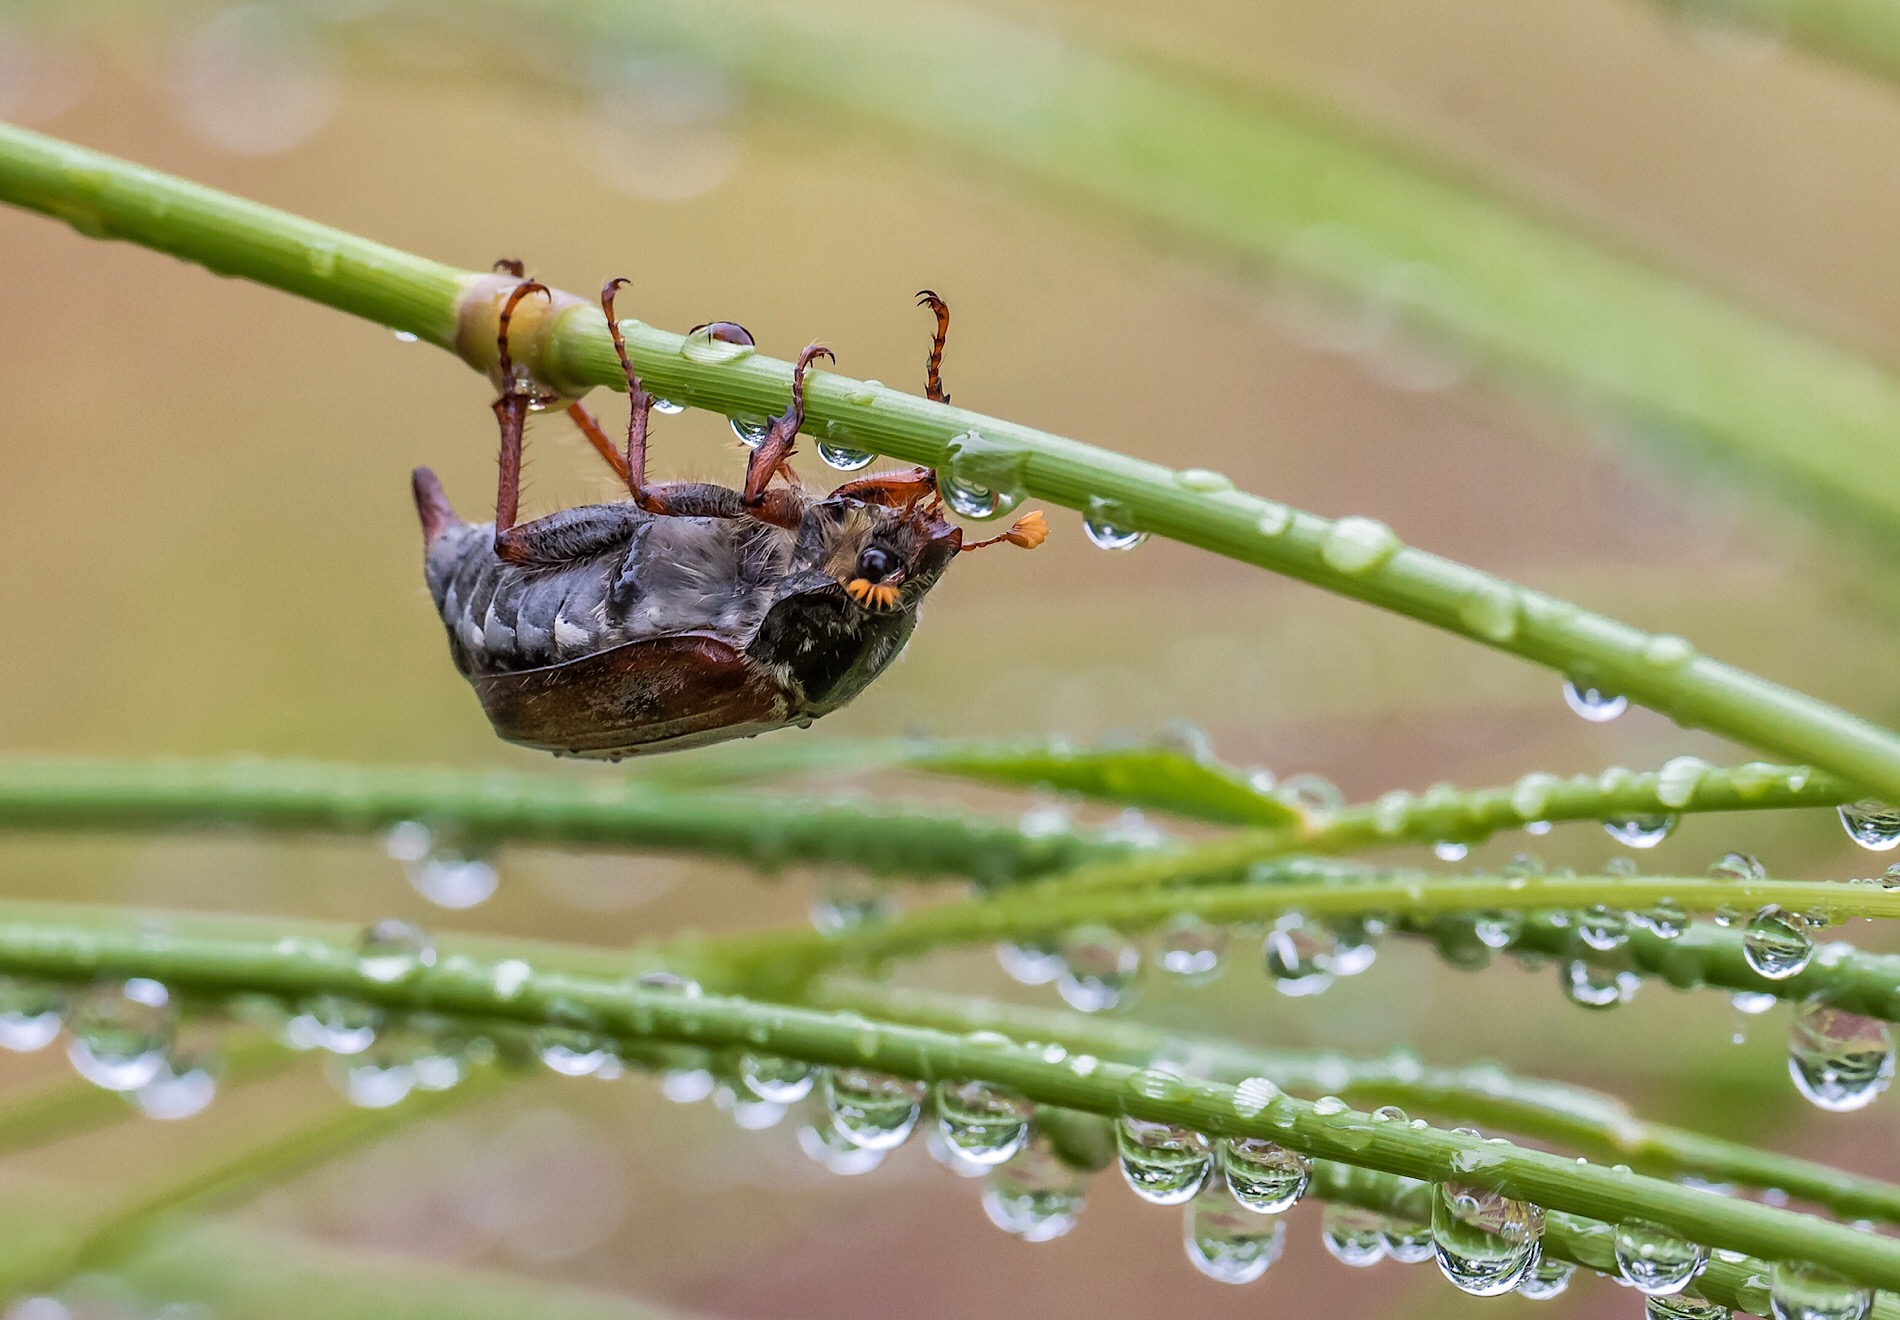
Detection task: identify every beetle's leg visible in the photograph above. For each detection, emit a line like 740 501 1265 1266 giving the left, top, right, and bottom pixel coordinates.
599 277 663 504
829 467 940 508
959 509 1048 552
742 342 832 506
563 402 632 484
916 289 951 404
492 279 557 565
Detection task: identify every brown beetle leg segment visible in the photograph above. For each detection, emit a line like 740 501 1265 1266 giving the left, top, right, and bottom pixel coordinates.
600 277 658 503
742 342 832 506
829 466 940 509
492 280 553 564
564 402 632 483
916 289 951 404
960 509 1048 552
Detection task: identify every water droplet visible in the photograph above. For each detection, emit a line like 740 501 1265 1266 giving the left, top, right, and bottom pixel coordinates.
1647 1295 1730 1319
1634 898 1689 941
793 1109 886 1174
1578 906 1628 951
1769 1260 1872 1320
1788 999 1894 1112
135 1046 219 1120
391 328 419 344
1656 756 1710 809
1520 1256 1578 1300
391 825 498 910
728 415 770 448
1157 915 1226 982
1321 1204 1388 1266
283 994 379 1055
1277 772 1345 815
714 1081 787 1130
1221 1137 1309 1213
846 379 882 405
680 322 756 366
1185 1187 1285 1283
1431 1182 1544 1296
825 1068 925 1150
1524 819 1553 835
809 876 893 936
1710 852 1766 882
739 1052 815 1103
1083 496 1146 550
1642 634 1697 669
651 396 685 415
943 432 1026 521
1564 679 1628 722
660 1068 715 1103
1175 467 1234 494
1434 840 1470 862
817 439 876 471
1605 814 1678 848
0 977 63 1052
1615 1220 1709 1295
1732 990 1778 1014
1562 960 1636 1009
1320 516 1401 574
1256 503 1293 535
1117 1117 1212 1205
357 918 434 984
536 1028 613 1077
65 980 176 1091
1743 906 1813 980
1265 915 1335 996
1381 1218 1436 1264
1330 916 1381 977
1510 772 1558 820
1458 578 1520 642
983 1143 1084 1242
924 1121 991 1177
1839 800 1900 852
934 1079 1033 1165
331 1030 419 1109
1057 925 1140 1012
996 939 1063 986
1231 1076 1281 1118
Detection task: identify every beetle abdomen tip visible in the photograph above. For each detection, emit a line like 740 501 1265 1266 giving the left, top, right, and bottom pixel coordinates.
411 467 461 549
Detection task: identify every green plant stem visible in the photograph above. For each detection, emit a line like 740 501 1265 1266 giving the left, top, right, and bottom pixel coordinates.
0 917 1891 1289
4 125 1900 803
703 873 1900 993
815 977 1900 1222
0 756 1123 884
1644 0 1900 89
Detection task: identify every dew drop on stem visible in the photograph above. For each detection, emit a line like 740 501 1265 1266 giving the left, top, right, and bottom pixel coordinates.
1430 1182 1544 1296
933 1079 1033 1166
1083 496 1146 550
1604 814 1678 848
65 979 176 1092
1787 999 1894 1112
1768 1260 1873 1320
0 976 63 1053
1614 1219 1709 1296
1220 1136 1309 1213
1185 1186 1285 1283
825 1067 926 1150
1321 1203 1387 1266
1838 800 1900 852
739 1052 815 1104
1563 679 1628 722
983 1142 1085 1242
1742 905 1813 980
1056 925 1140 1012
1519 1256 1577 1300
357 918 435 984
1116 1117 1212 1206
1646 1295 1730 1319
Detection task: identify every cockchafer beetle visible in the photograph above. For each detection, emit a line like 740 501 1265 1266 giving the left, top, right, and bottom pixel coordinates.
413 274 1047 758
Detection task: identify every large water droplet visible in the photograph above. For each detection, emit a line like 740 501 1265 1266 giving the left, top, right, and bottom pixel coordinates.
817 439 876 471
1321 1204 1388 1266
1057 925 1140 1012
1769 1260 1873 1320
1563 679 1628 722
943 432 1026 521
1381 1218 1436 1264
996 939 1064 986
797 1111 886 1175
983 1143 1084 1242
1634 898 1689 941
1264 914 1336 997
680 322 756 366
1320 516 1401 574
1520 1256 1578 1300
1221 1137 1309 1213
1605 814 1679 848
739 1052 815 1104
1788 999 1894 1112
1082 496 1146 551
660 1068 716 1104
1615 1220 1709 1295
357 918 434 984
1277 772 1345 815
1431 1182 1544 1296
1838 800 1900 852
1561 960 1636 1009
0 976 63 1052
1185 1186 1285 1283
65 980 175 1091
826 1068 926 1150
933 1079 1032 1165
651 396 686 415
1116 1117 1212 1206
1743 906 1813 980
1157 915 1227 982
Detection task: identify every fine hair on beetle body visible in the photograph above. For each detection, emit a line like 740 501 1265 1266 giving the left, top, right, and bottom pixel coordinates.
411 271 1047 758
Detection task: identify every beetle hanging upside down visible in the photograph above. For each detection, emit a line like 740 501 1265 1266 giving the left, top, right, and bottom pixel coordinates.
412 274 1046 757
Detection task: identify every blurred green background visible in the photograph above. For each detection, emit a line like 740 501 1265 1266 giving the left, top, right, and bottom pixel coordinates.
0 1 1896 1316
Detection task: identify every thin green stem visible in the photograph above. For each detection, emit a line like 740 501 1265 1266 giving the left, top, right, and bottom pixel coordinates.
4 124 1900 801
0 756 1124 884
0 917 1888 1290
814 977 1900 1224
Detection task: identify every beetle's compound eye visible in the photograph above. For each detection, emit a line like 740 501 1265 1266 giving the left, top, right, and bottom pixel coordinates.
855 545 898 582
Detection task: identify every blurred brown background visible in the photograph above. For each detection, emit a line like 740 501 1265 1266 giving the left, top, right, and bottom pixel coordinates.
0 1 1896 1316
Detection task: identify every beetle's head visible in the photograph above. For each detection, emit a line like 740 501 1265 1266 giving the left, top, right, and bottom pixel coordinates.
795 490 965 615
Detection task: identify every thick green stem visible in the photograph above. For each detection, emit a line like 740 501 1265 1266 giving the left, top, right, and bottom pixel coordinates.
816 978 1900 1223
0 918 1890 1291
4 124 1900 801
